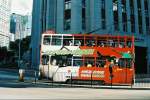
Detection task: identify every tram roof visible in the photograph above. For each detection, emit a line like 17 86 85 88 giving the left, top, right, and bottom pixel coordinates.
42 30 134 38
42 33 134 39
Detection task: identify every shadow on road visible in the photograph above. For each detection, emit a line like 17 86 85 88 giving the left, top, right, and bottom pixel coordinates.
0 68 150 90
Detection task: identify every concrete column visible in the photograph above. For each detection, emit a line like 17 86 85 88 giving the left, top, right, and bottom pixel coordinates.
71 0 82 33
118 0 123 32
148 0 150 34
133 0 139 34
46 0 55 30
41 0 46 32
126 0 131 33
105 0 114 33
56 0 64 33
31 0 42 69
85 0 91 33
147 36 150 74
90 0 101 33
141 0 146 35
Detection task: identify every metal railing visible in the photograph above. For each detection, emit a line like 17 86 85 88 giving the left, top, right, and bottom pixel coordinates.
134 74 150 88
1 68 150 88
21 70 150 88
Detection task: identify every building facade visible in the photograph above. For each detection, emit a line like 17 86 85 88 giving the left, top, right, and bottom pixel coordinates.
32 0 150 73
10 13 32 40
24 15 32 37
0 0 11 47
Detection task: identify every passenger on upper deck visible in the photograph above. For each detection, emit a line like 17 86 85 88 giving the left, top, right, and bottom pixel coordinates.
69 40 73 46
75 40 81 46
44 39 50 45
85 40 95 47
108 40 114 47
101 43 105 47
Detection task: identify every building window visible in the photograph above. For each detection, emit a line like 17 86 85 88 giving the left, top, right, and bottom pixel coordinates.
113 0 118 11
137 0 141 16
113 0 118 31
122 13 127 32
101 0 105 9
102 19 105 29
131 15 135 33
121 0 126 13
82 0 86 30
41 0 47 33
64 0 71 30
144 0 148 10
82 0 86 8
144 0 148 17
64 19 71 30
101 0 105 29
146 17 149 34
121 0 127 32
130 0 134 15
65 0 71 10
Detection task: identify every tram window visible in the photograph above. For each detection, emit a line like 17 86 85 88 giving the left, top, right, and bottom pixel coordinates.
74 40 84 46
57 56 67 67
96 58 106 67
85 39 96 47
51 36 62 45
114 41 119 47
97 40 107 47
108 40 114 47
74 36 84 46
118 59 125 68
50 56 57 65
84 57 95 67
67 57 72 66
119 39 125 48
63 36 73 46
73 57 83 67
51 55 72 67
42 55 49 65
118 58 132 68
127 41 132 48
43 36 51 45
126 59 132 68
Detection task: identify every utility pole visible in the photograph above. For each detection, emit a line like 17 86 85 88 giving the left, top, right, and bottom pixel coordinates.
18 17 24 82
16 18 21 69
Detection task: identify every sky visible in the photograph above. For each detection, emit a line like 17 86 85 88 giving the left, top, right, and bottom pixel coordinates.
11 0 33 15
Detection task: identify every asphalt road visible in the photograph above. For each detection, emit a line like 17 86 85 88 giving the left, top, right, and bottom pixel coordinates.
0 87 150 99
0 68 150 99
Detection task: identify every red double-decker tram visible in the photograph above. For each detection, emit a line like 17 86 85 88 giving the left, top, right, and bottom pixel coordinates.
40 30 135 85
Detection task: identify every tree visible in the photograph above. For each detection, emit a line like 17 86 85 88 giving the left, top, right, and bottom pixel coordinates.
0 36 31 68
0 47 7 62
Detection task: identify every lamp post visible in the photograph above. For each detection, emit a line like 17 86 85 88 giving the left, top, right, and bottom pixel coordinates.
18 18 24 82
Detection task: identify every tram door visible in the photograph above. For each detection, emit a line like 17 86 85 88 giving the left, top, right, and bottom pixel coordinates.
117 58 133 84
41 55 50 77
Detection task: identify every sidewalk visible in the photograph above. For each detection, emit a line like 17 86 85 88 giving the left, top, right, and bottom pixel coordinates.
29 80 150 90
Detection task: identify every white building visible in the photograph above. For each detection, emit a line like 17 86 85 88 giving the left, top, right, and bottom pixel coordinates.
0 0 11 47
24 15 32 37
10 13 32 40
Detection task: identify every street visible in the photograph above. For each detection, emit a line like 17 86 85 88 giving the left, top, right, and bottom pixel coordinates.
0 68 150 99
0 87 150 99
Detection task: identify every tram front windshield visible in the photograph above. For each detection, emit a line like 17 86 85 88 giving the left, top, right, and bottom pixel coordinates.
118 58 132 68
